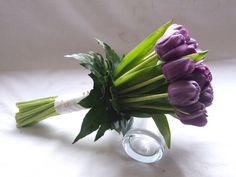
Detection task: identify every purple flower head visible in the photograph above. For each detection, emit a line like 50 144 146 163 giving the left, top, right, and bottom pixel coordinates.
162 58 195 82
168 80 201 106
155 24 197 62
199 84 213 107
186 64 212 89
180 116 208 127
176 102 206 120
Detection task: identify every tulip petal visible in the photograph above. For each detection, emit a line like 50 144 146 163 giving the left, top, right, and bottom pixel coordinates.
168 80 201 106
161 44 196 62
180 116 208 127
162 58 195 82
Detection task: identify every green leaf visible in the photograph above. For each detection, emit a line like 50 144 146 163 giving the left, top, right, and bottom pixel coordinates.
68 52 107 80
79 90 98 108
152 114 171 148
186 50 208 62
96 39 121 69
94 122 110 141
78 72 105 108
73 104 104 144
114 19 173 78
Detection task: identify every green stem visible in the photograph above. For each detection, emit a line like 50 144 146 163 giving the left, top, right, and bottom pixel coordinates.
126 104 175 112
114 51 158 86
120 74 165 94
138 50 156 63
16 106 57 127
120 93 168 103
16 102 54 120
16 96 58 128
17 97 56 108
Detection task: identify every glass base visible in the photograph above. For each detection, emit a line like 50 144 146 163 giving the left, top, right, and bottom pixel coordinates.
122 129 165 163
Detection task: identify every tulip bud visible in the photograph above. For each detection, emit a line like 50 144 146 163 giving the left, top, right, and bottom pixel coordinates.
176 102 206 120
158 24 190 44
180 116 208 127
162 58 195 82
155 24 197 62
155 34 185 57
161 44 196 62
186 64 212 89
199 84 213 107
168 80 201 106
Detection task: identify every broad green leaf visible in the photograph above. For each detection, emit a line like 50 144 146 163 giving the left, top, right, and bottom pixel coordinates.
96 39 121 69
73 104 104 144
114 20 173 78
152 114 171 148
186 50 208 62
79 89 98 108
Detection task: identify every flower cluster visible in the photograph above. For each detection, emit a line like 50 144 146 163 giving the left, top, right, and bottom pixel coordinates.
15 20 213 148
155 24 213 126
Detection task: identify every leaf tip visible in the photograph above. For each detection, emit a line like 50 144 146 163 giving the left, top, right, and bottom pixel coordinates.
64 54 80 60
168 19 174 24
201 50 208 55
95 38 101 43
72 135 81 144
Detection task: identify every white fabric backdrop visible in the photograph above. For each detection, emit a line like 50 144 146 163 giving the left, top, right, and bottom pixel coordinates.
0 60 236 177
1 0 236 70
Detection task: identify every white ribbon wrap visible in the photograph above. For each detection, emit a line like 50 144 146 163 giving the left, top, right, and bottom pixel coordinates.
54 92 89 114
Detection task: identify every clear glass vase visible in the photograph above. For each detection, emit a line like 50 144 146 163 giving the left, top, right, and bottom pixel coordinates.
122 117 165 163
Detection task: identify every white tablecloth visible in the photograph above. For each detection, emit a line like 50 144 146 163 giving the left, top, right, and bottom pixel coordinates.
0 60 235 177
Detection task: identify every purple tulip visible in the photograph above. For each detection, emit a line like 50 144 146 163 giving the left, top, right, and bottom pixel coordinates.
162 58 195 82
176 102 206 120
157 24 190 44
180 116 208 127
186 64 212 89
160 44 196 62
155 34 185 57
199 84 213 107
155 24 197 62
168 80 201 106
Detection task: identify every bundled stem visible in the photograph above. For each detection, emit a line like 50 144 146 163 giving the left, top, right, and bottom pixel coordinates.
16 96 58 127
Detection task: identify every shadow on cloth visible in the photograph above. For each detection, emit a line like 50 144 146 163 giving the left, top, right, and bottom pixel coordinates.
10 122 187 177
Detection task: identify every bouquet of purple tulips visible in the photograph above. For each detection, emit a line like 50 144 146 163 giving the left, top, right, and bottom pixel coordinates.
15 20 213 148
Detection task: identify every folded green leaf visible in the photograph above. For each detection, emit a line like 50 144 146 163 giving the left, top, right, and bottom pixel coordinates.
186 50 208 62
152 114 171 148
114 19 173 78
115 65 162 88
